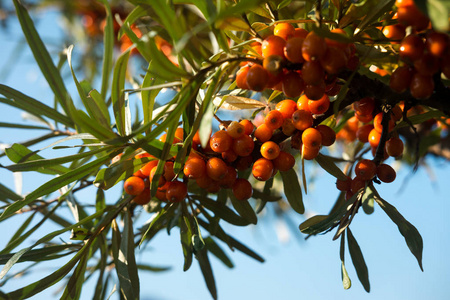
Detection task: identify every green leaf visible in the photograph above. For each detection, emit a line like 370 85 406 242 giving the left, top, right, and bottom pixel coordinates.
71 109 117 141
361 187 375 215
196 249 217 300
424 0 450 31
13 0 73 118
229 191 257 225
280 168 304 214
347 228 370 292
204 237 234 268
0 151 120 222
61 249 88 300
0 183 22 202
315 153 348 181
340 232 352 290
180 210 194 271
0 244 81 265
374 194 424 271
0 86 73 128
356 0 396 32
98 0 115 99
197 196 250 226
86 89 111 128
111 51 130 137
0 122 49 130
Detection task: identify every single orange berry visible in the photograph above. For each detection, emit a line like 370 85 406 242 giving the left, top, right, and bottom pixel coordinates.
353 97 375 116
222 149 238 163
124 176 146 196
262 35 287 58
254 123 273 142
302 127 322 149
210 130 233 153
302 31 327 61
206 157 228 181
386 136 404 157
274 22 295 40
356 124 374 143
281 118 296 136
166 181 188 203
409 73 434 99
376 164 396 183
399 34 425 61
265 110 284 130
292 109 314 131
246 64 269 92
276 99 298 119
301 144 320 160
389 66 414 93
336 176 352 191
293 28 309 38
252 158 274 181
218 166 237 188
308 94 330 115
133 188 151 205
232 178 253 201
282 71 305 98
284 37 305 63
273 151 295 171
316 124 336 146
304 82 326 101
236 65 250 89
183 157 206 179
301 60 325 85
355 159 377 180
232 134 255 157
240 119 254 135
260 141 281 160
140 159 159 177
296 95 310 112
320 46 348 74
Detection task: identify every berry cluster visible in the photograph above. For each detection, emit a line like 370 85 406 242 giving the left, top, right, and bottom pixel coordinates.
236 23 358 100
387 0 450 99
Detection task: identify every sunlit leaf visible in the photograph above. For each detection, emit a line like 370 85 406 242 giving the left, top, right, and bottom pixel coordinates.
213 95 266 110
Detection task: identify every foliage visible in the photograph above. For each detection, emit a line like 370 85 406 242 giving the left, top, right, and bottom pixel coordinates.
0 0 449 299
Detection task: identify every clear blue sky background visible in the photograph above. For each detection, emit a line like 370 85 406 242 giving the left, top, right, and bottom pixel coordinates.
0 4 449 300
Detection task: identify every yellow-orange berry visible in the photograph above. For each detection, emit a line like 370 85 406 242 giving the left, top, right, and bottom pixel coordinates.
206 157 228 181
183 157 206 179
260 141 281 160
264 110 284 130
273 151 295 171
254 124 273 142
292 109 314 131
355 159 377 180
210 130 233 153
252 158 274 181
124 176 145 196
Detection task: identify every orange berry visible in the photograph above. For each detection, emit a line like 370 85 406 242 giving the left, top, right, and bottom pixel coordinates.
281 118 296 136
336 176 352 191
399 34 425 61
206 157 228 181
262 35 287 58
386 136 404 157
155 187 167 202
319 46 348 74
254 123 273 142
410 73 434 99
316 124 336 146
232 178 253 201
222 149 238 163
183 157 206 179
356 124 374 143
284 37 305 63
296 94 311 112
302 127 322 149
218 166 237 188
414 53 440 76
236 65 250 89
226 121 245 139
350 177 366 193
133 188 151 205
210 130 233 153
246 64 269 92
163 161 176 181
382 24 406 43
263 55 285 76
302 31 327 61
292 109 314 131
265 110 284 130
355 159 377 180
374 112 395 133
133 169 147 179
425 31 450 57
301 145 320 160
376 164 396 183
252 158 274 181
308 94 330 115
301 60 325 85
140 159 159 177
282 71 305 98
276 99 298 119
397 4 430 31
390 66 414 93
274 22 295 40
124 176 145 196
232 134 255 157
166 181 187 202
304 82 326 101
235 155 253 171
293 28 309 39
273 151 295 171
240 119 254 135
260 141 281 160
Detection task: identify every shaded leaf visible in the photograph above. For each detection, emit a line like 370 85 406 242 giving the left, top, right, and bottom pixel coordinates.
340 232 352 290
280 168 304 214
347 228 370 292
315 153 348 181
196 196 250 226
196 249 217 300
229 191 257 225
204 237 234 268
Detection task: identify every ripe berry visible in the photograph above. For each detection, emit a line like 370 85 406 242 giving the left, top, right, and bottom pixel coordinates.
166 181 188 202
316 124 336 146
276 99 298 119
308 94 330 115
206 157 228 181
265 110 284 130
150 166 166 187
301 60 325 85
413 53 439 76
376 164 396 183
222 149 238 163
226 121 245 139
236 65 250 89
399 34 425 61
124 176 145 196
210 130 233 153
218 166 238 188
183 157 206 179
336 176 351 191
296 95 311 112
273 151 295 171
139 159 159 177
163 161 176 181
350 177 366 193
302 128 322 149
397 3 430 31
320 46 348 74
262 35 287 58
389 66 414 93
252 158 274 181
284 37 305 63
409 73 434 99
302 31 327 61
133 188 151 205
246 64 269 92
386 136 404 157
425 31 449 57
293 28 309 38
281 118 296 136
356 124 374 143
382 24 406 43
263 55 285 76
260 141 281 160
232 134 255 157
292 109 314 131
368 128 382 148
355 159 377 180
240 119 254 135
232 178 253 201
282 71 305 98
274 22 295 40
301 145 320 160
304 82 326 101
374 112 395 133
353 97 375 116
254 123 273 142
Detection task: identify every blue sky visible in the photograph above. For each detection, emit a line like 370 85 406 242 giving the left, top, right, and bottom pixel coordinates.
0 4 449 300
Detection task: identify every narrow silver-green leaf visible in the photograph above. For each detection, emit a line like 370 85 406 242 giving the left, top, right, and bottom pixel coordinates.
229 192 257 225
280 168 304 214
347 228 370 292
315 153 348 181
111 51 130 136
